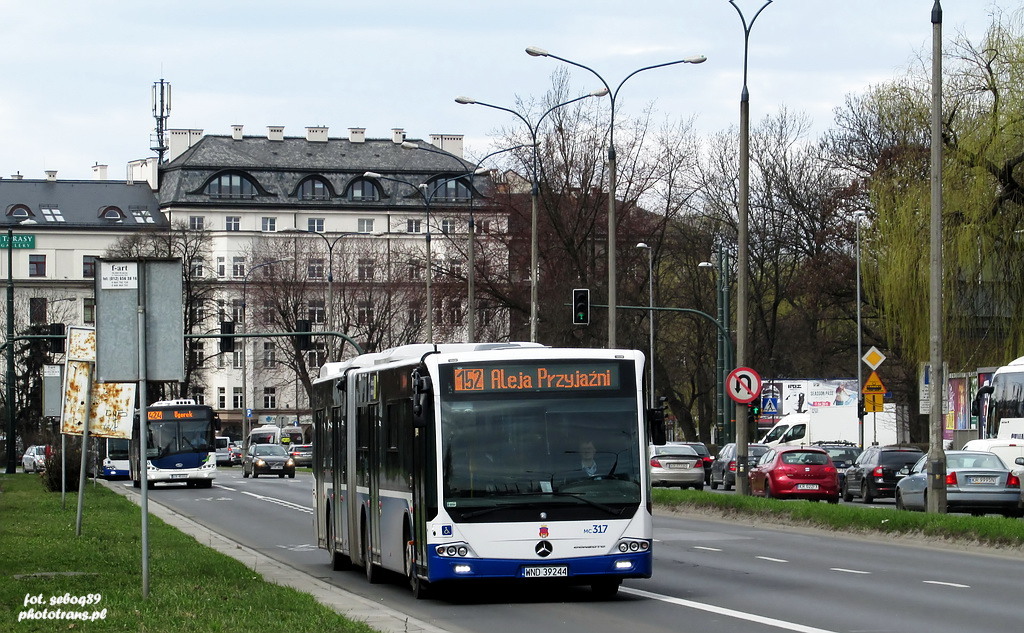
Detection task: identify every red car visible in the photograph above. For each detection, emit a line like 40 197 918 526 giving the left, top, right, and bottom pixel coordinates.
748 446 840 503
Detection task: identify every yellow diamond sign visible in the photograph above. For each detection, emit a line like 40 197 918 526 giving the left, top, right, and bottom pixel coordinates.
862 346 886 370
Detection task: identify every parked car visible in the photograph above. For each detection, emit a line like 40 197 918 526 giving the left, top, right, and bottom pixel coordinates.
22 445 48 473
230 444 243 465
842 444 924 503
649 444 705 490
674 441 714 484
896 450 1024 517
288 444 313 467
710 442 770 491
813 442 862 490
242 444 296 479
748 446 840 503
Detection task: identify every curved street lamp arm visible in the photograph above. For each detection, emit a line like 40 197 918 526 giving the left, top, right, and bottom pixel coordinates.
729 0 773 94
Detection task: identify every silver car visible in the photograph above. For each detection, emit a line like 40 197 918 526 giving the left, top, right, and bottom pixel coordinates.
649 444 705 490
22 445 48 473
895 450 1024 517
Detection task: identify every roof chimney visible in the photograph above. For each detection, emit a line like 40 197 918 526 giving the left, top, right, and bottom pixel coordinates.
392 128 405 144
45 170 57 182
349 127 366 143
10 172 23 180
429 134 464 158
306 126 328 142
166 129 204 162
92 163 109 180
231 125 244 140
268 126 285 141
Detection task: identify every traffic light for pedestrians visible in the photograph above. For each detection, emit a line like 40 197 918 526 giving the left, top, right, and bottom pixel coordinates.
296 319 313 350
219 320 235 353
572 288 590 325
49 322 66 353
748 401 761 423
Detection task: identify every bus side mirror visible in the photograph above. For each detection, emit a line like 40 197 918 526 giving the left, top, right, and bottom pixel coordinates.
412 369 433 428
972 384 993 417
647 407 666 446
213 414 222 432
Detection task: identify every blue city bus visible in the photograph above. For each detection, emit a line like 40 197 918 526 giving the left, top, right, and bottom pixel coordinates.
129 399 219 488
102 437 130 479
312 343 664 599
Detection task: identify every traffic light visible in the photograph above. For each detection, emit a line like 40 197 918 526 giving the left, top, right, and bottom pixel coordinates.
48 322 66 353
572 288 590 325
748 400 762 423
219 320 235 353
296 319 313 350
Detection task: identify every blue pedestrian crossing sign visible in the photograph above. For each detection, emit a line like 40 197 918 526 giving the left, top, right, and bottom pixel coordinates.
762 397 779 415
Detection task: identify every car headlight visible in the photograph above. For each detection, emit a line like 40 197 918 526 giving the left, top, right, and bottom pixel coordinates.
286 459 295 467
256 459 266 467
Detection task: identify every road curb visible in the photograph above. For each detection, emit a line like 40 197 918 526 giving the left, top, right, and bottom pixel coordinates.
98 478 447 633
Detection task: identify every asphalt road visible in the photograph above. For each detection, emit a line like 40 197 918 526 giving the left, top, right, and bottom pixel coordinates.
117 469 1024 633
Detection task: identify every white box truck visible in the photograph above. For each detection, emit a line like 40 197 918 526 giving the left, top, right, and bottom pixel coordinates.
760 404 899 448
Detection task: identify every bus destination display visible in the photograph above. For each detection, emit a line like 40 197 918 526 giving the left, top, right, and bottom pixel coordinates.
450 363 621 393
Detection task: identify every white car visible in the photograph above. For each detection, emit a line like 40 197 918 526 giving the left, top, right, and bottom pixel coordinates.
22 445 48 473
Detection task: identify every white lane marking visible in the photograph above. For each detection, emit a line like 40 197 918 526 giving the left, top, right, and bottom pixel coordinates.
215 484 236 491
622 587 838 633
693 546 722 552
757 556 788 563
831 568 871 575
923 580 970 588
241 490 314 514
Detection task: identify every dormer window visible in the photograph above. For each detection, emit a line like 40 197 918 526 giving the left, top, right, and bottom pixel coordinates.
99 206 124 221
204 172 259 199
297 177 331 201
6 204 32 218
345 179 380 202
427 177 471 201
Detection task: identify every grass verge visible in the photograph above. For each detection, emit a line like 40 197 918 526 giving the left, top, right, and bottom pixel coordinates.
653 488 1024 549
0 474 377 633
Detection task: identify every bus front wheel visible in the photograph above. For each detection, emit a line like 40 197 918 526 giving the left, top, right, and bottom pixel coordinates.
591 578 621 599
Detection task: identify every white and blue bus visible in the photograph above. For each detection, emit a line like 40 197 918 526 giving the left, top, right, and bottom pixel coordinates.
312 343 664 599
129 399 219 488
101 437 130 479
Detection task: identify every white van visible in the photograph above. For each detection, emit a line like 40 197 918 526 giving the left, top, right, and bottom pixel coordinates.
961 438 1024 473
215 436 232 466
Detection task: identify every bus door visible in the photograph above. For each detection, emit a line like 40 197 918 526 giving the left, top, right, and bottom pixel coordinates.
358 400 380 566
313 407 329 549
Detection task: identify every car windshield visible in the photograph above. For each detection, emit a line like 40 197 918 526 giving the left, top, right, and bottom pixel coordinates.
825 448 860 462
255 445 288 457
782 451 829 465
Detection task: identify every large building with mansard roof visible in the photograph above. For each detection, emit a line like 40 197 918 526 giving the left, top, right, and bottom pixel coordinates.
1 124 510 444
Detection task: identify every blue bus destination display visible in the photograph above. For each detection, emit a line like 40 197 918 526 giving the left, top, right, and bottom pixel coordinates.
450 363 621 393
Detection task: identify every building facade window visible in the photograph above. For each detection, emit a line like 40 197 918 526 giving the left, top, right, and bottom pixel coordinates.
358 258 375 281
263 387 277 409
308 300 325 324
189 340 205 367
407 302 422 326
205 173 258 199
217 257 226 277
232 257 245 278
261 217 276 232
29 298 46 324
226 216 241 231
262 342 276 368
232 387 243 409
407 259 422 281
29 254 45 277
218 387 227 409
407 219 422 233
189 257 204 278
441 219 456 234
357 301 373 326
430 178 471 201
298 178 330 201
84 297 96 324
232 350 243 369
308 218 325 233
307 343 327 368
308 258 324 280
232 299 244 323
357 218 374 233
346 179 379 201
189 216 205 230
83 255 97 278
476 219 491 233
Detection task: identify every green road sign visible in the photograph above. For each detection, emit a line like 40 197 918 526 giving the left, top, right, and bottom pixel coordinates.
0 234 35 249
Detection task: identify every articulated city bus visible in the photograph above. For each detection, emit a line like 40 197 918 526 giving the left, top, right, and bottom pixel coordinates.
312 343 663 599
129 399 220 488
101 437 130 479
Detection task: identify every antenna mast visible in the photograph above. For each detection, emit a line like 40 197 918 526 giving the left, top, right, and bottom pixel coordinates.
151 79 172 163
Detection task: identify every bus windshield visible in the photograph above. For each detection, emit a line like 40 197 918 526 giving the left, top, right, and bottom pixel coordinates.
107 438 130 460
147 419 214 458
439 393 641 522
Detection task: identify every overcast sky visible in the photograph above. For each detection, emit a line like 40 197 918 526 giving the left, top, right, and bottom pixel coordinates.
0 0 1017 181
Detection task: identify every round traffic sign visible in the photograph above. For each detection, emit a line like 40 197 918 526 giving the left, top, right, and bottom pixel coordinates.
727 367 762 404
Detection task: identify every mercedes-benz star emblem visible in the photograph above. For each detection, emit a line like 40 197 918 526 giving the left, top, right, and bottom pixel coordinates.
535 541 553 557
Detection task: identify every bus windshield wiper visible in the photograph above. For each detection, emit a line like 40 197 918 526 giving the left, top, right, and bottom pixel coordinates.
517 492 624 517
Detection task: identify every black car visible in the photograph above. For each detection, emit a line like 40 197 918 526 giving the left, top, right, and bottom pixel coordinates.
243 444 296 479
842 444 924 503
813 442 862 489
675 441 714 484
710 442 770 491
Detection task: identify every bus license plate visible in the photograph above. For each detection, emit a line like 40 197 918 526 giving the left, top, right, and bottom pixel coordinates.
796 484 819 490
523 566 568 578
171 473 188 479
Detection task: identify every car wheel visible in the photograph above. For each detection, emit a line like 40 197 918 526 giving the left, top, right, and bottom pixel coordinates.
694 482 704 491
252 472 258 479
279 473 285 478
895 490 906 511
861 481 874 504
724 475 733 492
764 480 773 499
710 477 719 491
289 473 295 479
827 495 839 504
841 480 853 503
243 469 249 478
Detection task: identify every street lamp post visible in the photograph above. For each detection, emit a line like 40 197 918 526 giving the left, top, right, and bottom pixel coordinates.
401 142 537 342
525 46 706 349
700 249 733 443
636 243 655 409
854 211 867 449
240 257 291 443
455 90 607 343
728 0 772 496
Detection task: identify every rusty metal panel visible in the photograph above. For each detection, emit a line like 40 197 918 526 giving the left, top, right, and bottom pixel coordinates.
60 327 136 439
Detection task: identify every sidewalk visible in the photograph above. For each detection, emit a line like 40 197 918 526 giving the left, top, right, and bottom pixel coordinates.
99 479 446 633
